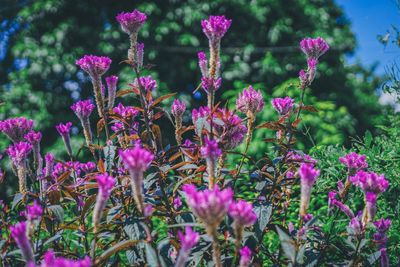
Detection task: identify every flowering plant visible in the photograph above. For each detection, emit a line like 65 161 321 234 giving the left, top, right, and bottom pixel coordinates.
0 8 392 267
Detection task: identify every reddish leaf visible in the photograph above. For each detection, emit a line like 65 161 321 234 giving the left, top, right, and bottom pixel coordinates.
151 93 176 108
302 105 318 112
256 121 286 130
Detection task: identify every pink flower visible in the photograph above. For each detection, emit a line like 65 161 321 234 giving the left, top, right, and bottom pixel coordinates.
171 99 186 119
365 191 377 222
374 218 391 233
6 142 32 166
192 106 211 125
116 9 147 35
239 246 252 267
113 103 139 119
119 146 154 174
93 174 115 232
201 15 232 43
37 251 91 267
228 200 257 227
236 86 264 115
349 170 389 194
143 204 154 217
348 214 363 236
80 162 96 174
133 75 157 92
183 184 233 228
105 75 118 109
339 152 368 171
76 55 112 78
201 77 221 93
71 100 95 120
24 131 42 145
299 163 320 216
198 51 208 77
55 122 72 137
300 37 329 60
10 221 34 263
200 137 222 161
215 108 247 149
173 196 182 210
26 201 43 221
44 153 55 177
328 192 354 218
0 117 33 143
178 226 200 251
287 151 317 165
271 97 294 116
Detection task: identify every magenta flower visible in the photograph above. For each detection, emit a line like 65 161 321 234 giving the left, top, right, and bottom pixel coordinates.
44 153 55 177
216 108 247 150
111 121 124 133
328 191 354 218
80 162 96 174
201 77 221 93
37 251 91 267
56 122 73 156
143 204 154 217
349 170 389 194
93 174 115 232
287 151 317 165
133 75 157 92
348 214 363 236
239 246 252 267
200 137 222 162
116 9 147 35
171 99 186 119
113 103 139 119
229 200 257 227
192 106 211 125
236 86 264 115
71 100 95 121
374 218 391 233
339 152 368 172
10 221 34 263
0 117 33 143
300 37 329 60
271 97 294 116
119 145 154 212
24 131 42 144
6 142 32 167
183 184 233 228
299 163 320 216
198 51 209 77
175 227 200 267
26 201 43 221
173 196 182 210
76 55 111 78
105 75 118 110
365 191 377 222
136 43 144 69
24 130 43 175
201 15 232 43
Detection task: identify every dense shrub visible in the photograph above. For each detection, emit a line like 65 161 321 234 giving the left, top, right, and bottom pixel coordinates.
0 9 395 266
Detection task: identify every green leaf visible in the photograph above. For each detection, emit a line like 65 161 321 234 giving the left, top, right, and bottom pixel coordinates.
106 204 122 224
145 243 159 267
364 130 373 148
11 193 24 210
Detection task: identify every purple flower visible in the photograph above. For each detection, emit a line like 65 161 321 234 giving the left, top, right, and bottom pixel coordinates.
6 142 32 166
200 137 222 162
10 221 34 263
216 108 247 150
24 131 42 145
299 163 320 216
201 15 232 43
339 152 368 172
348 215 363 236
37 251 91 267
192 106 211 124
116 9 147 35
171 99 186 119
52 161 81 178
379 248 389 267
76 55 112 78
119 146 154 174
173 196 182 210
56 122 72 137
26 201 43 221
183 184 233 228
198 51 209 77
136 43 144 69
44 153 55 178
178 226 200 251
374 218 391 233
228 200 257 227
271 97 294 116
365 191 377 222
143 204 154 217
349 170 389 194
239 246 252 267
236 86 265 115
105 75 118 109
328 192 355 218
0 117 33 143
111 122 124 133
133 75 157 92
201 77 221 93
287 151 317 165
113 103 139 119
93 174 115 232
80 162 96 174
71 100 95 120
300 37 329 60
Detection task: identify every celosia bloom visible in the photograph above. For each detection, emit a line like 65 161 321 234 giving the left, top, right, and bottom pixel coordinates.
183 184 233 229
300 37 329 60
119 145 154 213
348 214 363 236
201 15 232 43
93 174 115 232
287 151 317 165
76 55 112 78
192 106 211 125
25 131 44 174
113 103 139 119
201 76 221 93
44 153 55 177
56 122 73 156
80 162 96 174
105 75 118 110
173 196 182 210
271 97 294 116
200 137 222 162
10 222 34 263
299 163 320 216
349 170 389 194
339 152 368 172
365 192 377 223
136 43 144 69
0 117 33 143
26 201 43 221
36 251 91 267
133 75 157 92
24 131 42 145
175 227 200 267
116 9 147 35
328 191 354 218
6 142 32 166
171 99 186 119
198 51 209 77
216 108 248 149
71 100 95 146
229 200 257 227
236 86 265 115
239 246 252 267
373 218 391 267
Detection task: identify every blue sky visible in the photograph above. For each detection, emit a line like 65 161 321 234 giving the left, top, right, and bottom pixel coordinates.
336 0 400 74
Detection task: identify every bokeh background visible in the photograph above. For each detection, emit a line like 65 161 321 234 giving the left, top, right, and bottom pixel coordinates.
0 0 399 157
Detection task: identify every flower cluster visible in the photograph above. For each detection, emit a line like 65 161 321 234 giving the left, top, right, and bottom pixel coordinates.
201 15 232 43
236 86 264 115
339 152 368 172
0 117 33 142
271 97 294 116
76 55 112 79
116 9 147 36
